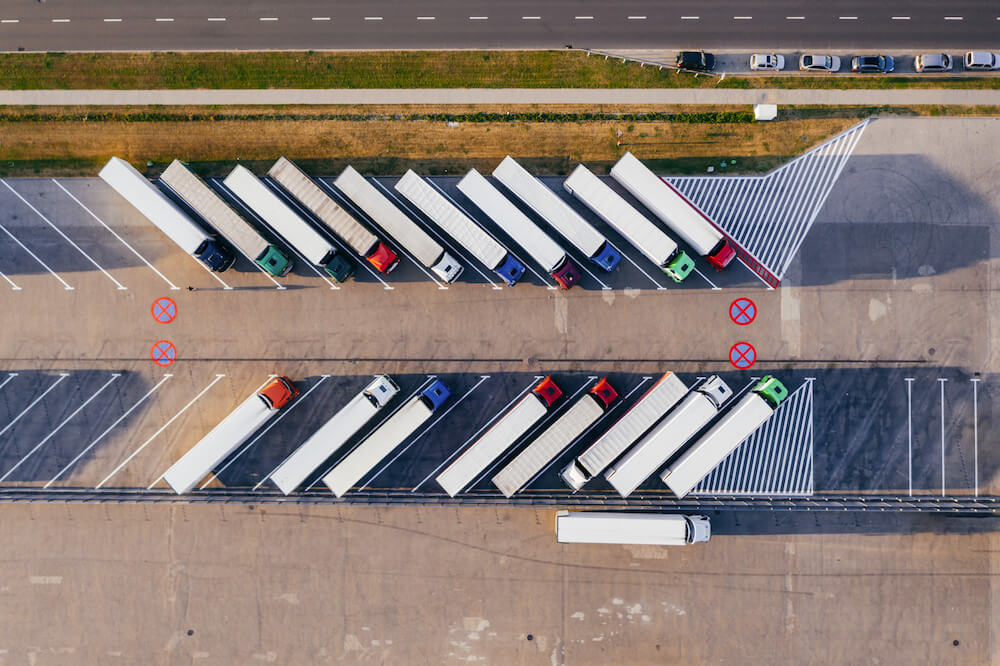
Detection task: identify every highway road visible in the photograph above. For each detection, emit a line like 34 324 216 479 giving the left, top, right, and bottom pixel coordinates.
0 1 997 51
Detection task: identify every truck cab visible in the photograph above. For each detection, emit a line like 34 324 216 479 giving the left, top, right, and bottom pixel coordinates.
552 258 582 290
420 380 451 410
258 376 299 410
256 245 294 277
366 242 400 273
432 252 465 283
698 375 733 409
589 378 619 409
754 376 789 408
591 242 622 272
494 254 527 286
323 252 357 282
684 515 711 543
664 249 695 283
706 238 736 270
364 375 400 408
196 239 237 272
532 376 563 408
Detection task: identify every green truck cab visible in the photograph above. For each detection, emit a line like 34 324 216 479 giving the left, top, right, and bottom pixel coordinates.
323 253 357 283
664 249 695 282
754 376 789 409
255 245 294 277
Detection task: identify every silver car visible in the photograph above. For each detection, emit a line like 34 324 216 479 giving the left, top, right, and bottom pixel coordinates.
750 54 785 71
799 54 841 72
914 53 952 72
965 52 1000 70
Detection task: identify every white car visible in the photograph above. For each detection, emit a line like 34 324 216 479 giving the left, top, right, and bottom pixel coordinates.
965 51 1000 71
750 54 785 71
799 54 841 72
914 53 952 72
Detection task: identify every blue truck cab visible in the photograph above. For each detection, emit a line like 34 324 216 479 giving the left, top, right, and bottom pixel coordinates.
494 254 527 286
590 241 622 272
196 239 236 272
420 380 451 411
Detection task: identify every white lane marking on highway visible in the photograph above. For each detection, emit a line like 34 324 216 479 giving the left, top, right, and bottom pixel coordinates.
306 376 438 492
264 178 393 290
938 378 946 496
52 179 180 290
103 19 122 23
259 17 278 22
426 179 552 289
99 374 225 490
0 374 121 482
45 374 172 488
0 373 70 440
0 20 19 24
839 16 858 20
373 178 501 290
208 375 331 491
154 18 174 23
411 376 542 493
522 16 541 20
0 218 73 290
944 16 963 21
0 270 21 290
575 16 594 20
680 16 699 20
311 17 331 21
737 257 775 290
891 16 911 20
207 18 227 22
417 16 436 21
904 377 913 496
0 374 18 393
51 19 71 23
210 177 339 290
2 180 128 290
628 16 647 21
469 16 488 20
733 16 753 20
364 17 383 21
971 378 979 496
364 376 490 489
786 16 805 20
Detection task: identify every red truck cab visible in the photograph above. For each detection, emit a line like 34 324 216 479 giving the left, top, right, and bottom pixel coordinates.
589 377 619 409
706 239 737 270
532 376 563 408
258 376 299 410
366 242 400 273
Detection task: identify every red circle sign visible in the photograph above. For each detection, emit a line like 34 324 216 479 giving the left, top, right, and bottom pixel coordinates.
729 342 756 369
729 298 756 325
152 297 177 324
151 340 177 367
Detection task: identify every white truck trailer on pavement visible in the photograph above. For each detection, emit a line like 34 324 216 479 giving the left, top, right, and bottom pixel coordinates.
436 376 562 497
605 375 732 497
160 160 292 277
99 156 235 272
492 156 622 272
560 372 688 490
661 376 789 498
268 157 399 273
394 170 526 285
322 380 451 497
457 169 582 290
333 166 464 283
492 378 618 498
269 375 399 495
563 163 695 283
556 511 711 545
610 152 736 270
163 377 298 494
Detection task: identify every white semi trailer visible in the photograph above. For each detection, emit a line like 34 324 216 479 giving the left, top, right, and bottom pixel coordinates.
436 376 562 497
556 511 711 546
268 157 399 273
394 170 526 285
99 156 235 272
269 375 399 495
492 378 618 498
560 373 688 491
563 163 694 283
661 376 788 498
492 156 622 272
159 160 292 277
163 377 298 494
457 169 582 289
322 380 450 497
333 166 464 283
610 152 736 270
605 376 732 498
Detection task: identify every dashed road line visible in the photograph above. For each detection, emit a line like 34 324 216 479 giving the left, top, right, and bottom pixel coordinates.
0 218 73 290
364 17 383 21
733 16 753 20
416 17 435 21
0 373 70 441
469 16 489 21
522 16 541 20
839 16 858 20
2 180 128 290
154 18 174 23
786 16 806 20
103 19 122 23
311 17 330 22
891 16 911 20
944 16 963 21
259 17 278 22
680 16 700 20
627 16 647 21
207 18 227 22
51 19 71 23
575 16 594 20
0 20 19 24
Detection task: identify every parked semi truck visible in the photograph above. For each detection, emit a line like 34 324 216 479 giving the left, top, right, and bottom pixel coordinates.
605 376 732 498
610 152 736 270
661 376 788 498
394 170 526 285
436 376 562 497
99 156 235 272
163 377 299 494
493 156 622 272
563 164 694 283
560 372 688 490
556 511 711 546
269 375 399 495
457 169 582 290
492 378 617 498
333 166 464 284
268 157 399 273
322 380 450 497
222 165 356 282
159 160 292 277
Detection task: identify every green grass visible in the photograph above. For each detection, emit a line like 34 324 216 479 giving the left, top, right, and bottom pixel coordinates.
2 51 1000 90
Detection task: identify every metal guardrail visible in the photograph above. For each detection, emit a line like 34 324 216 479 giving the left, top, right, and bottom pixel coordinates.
578 48 726 80
1 487 996 513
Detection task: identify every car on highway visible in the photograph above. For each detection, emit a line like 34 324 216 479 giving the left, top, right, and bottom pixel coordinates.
914 54 952 72
851 55 894 73
965 51 1000 71
799 54 841 72
750 54 785 71
675 51 715 72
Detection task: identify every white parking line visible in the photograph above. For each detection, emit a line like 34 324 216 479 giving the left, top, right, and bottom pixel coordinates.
207 375 331 490
690 265 720 290
615 242 668 290
2 180 128 290
44 374 172 487
0 373 70 440
0 218 73 290
0 270 20 290
52 179 180 290
411 376 542 493
0 373 17 392
264 179 392 290
738 257 776 290
971 378 979 496
904 377 913 496
364 375 490 489
98 374 225 490
210 178 339 290
305 376 438 491
0 374 121 482
938 378 946 497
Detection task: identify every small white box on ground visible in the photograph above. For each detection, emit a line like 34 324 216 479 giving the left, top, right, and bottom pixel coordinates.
754 104 778 121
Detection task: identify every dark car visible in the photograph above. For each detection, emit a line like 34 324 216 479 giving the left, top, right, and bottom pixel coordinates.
851 55 895 73
676 51 716 72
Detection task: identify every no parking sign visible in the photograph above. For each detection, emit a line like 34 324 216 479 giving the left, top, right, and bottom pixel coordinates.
729 342 756 369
